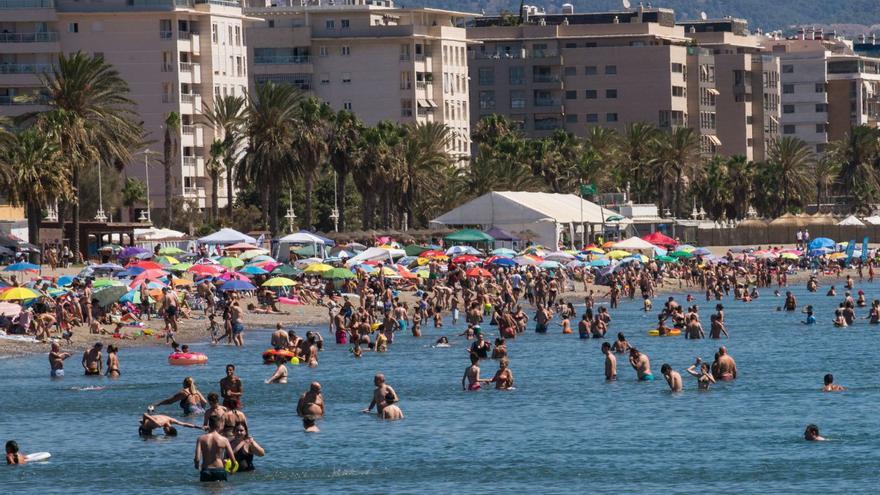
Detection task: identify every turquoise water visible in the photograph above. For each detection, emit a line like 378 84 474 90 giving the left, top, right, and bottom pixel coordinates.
2 280 879 494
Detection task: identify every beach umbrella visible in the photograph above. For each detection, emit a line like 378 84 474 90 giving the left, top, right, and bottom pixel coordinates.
414 268 430 278
57 275 74 286
757 251 779 259
487 256 516 267
262 277 296 287
239 249 270 260
452 255 480 264
134 268 169 281
544 251 575 262
513 256 538 266
217 257 245 268
94 286 128 307
158 246 185 255
93 263 125 271
446 246 481 256
248 255 276 264
189 264 222 276
677 244 696 252
354 264 376 274
219 280 257 292
0 287 39 300
420 250 447 259
466 267 492 278
323 268 355 280
808 237 835 251
808 248 832 256
692 247 711 256
154 255 179 266
780 252 799 260
4 262 39 272
589 259 611 267
581 246 605 255
828 252 847 260
129 260 163 270
605 250 632 260
490 248 517 257
92 278 122 289
656 255 678 263
119 289 141 304
169 262 194 272
0 301 21 317
539 260 562 269
271 265 302 276
373 266 401 278
239 265 269 275
98 243 123 253
669 250 694 259
303 263 333 274
294 257 324 268
120 246 149 258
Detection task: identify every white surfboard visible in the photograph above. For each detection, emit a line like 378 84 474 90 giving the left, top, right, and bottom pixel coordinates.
25 452 51 462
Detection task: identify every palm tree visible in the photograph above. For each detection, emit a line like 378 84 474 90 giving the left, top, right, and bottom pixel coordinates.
202 94 246 218
725 155 755 219
121 176 146 223
291 97 332 230
761 137 815 216
34 52 142 257
400 122 454 227
583 126 621 190
828 125 880 213
621 122 659 202
656 127 701 217
472 114 518 147
361 121 405 228
328 110 363 232
206 139 225 222
813 155 840 212
0 128 71 249
162 111 180 226
239 81 302 232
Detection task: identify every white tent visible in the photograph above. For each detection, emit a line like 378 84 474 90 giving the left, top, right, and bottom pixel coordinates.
197 228 256 245
837 215 865 226
864 215 880 225
134 227 187 240
345 247 406 267
431 191 630 249
275 232 327 261
612 236 658 256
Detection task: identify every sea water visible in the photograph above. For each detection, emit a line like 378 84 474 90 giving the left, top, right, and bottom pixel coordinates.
1 281 879 494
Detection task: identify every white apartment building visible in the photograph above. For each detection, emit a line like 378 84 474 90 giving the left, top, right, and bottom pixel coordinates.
243 0 473 160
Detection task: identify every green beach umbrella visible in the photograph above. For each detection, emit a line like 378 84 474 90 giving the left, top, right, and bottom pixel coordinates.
92 278 122 289
94 286 128 307
322 267 355 280
158 246 185 255
218 257 244 268
272 264 302 276
169 262 194 272
656 255 678 263
670 250 693 259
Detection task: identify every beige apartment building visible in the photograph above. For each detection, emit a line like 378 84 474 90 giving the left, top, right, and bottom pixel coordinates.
825 38 880 141
680 19 781 161
0 0 249 219
243 0 473 160
467 7 690 137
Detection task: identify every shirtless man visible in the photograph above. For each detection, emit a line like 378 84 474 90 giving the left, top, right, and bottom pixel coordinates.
194 416 235 482
139 412 200 437
220 364 243 410
714 346 737 380
203 393 227 430
230 300 245 347
379 392 404 420
708 314 728 339
362 373 399 416
602 342 617 380
822 373 846 392
462 354 491 391
628 348 653 381
81 342 103 376
684 314 704 339
270 324 289 350
49 342 71 378
297 382 325 418
534 304 551 333
661 364 683 392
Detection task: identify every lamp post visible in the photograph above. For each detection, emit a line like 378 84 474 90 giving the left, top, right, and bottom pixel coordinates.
137 148 159 224
95 162 107 223
285 188 296 234
331 170 340 232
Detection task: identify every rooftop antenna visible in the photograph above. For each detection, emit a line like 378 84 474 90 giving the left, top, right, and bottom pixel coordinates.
700 11 707 21
622 0 631 9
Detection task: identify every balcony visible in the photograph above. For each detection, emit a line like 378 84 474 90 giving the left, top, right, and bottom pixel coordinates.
253 55 310 65
194 0 240 6
0 0 54 7
181 124 204 147
179 93 202 114
533 98 561 107
533 74 561 83
159 30 172 39
0 63 53 74
179 62 201 83
0 32 58 42
57 0 193 11
179 62 201 71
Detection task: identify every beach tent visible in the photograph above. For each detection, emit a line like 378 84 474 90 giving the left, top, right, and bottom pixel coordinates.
641 231 677 248
431 191 630 249
863 215 880 225
485 227 519 242
345 247 406 267
198 228 256 246
444 229 494 243
837 215 864 226
134 227 187 241
611 236 658 256
808 237 836 250
275 231 329 261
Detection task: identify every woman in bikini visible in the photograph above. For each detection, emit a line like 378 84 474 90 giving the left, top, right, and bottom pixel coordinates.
150 376 207 416
105 344 120 378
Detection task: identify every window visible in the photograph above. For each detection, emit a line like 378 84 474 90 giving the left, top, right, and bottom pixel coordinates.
585 65 597 75
606 113 618 122
585 89 597 99
816 123 827 133
509 66 525 85
267 20 275 28
565 42 577 48
159 19 172 39
605 65 617 75
566 114 578 123
815 83 826 93
510 90 526 109
746 115 754 125
671 63 684 73
320 74 330 85
479 90 495 110
783 124 796 134
400 71 411 89
565 90 577 100
236 57 242 77
783 84 794 94
326 20 335 29
319 46 329 57
341 19 350 29
401 99 413 117
606 89 618 99
672 86 686 97
341 46 351 56
586 113 599 123
782 64 794 73
228 26 232 45
783 104 795 114
816 103 827 112
342 72 351 84
235 26 241 46
564 66 576 76
478 67 494 86
816 143 826 153
343 101 352 111
68 23 79 33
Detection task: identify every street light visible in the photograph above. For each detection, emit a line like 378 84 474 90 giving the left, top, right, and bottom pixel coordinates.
285 188 296 233
331 170 339 232
137 148 159 224
95 162 107 223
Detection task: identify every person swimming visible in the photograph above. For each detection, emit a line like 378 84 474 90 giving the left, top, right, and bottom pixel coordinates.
804 424 826 441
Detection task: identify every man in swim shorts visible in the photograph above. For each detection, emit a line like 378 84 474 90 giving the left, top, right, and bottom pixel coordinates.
81 342 103 376
297 382 325 419
230 300 245 347
602 342 616 380
362 373 399 416
628 348 653 381
534 304 551 333
714 346 737 380
661 364 682 392
194 416 235 482
49 342 71 377
270 324 289 350
220 364 243 410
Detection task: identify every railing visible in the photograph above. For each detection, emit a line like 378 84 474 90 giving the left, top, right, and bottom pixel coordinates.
180 93 201 104
181 124 197 134
534 98 561 107
0 32 59 43
182 156 197 166
160 30 173 39
0 0 54 8
0 95 49 105
533 74 561 83
400 54 411 61
195 0 240 6
416 81 432 89
471 50 558 60
253 55 310 64
534 119 562 131
0 63 53 74
178 31 198 40
161 63 174 72
179 62 199 72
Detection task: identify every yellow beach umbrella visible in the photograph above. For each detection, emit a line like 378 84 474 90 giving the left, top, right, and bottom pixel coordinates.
303 263 333 274
605 250 632 259
262 277 296 287
0 287 39 301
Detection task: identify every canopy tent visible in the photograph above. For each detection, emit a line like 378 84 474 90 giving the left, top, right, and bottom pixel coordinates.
641 231 677 248
444 228 494 243
863 215 880 225
197 228 256 246
484 227 520 247
431 191 631 249
611 236 659 256
134 227 187 241
345 247 406 267
837 215 864 226
275 231 329 261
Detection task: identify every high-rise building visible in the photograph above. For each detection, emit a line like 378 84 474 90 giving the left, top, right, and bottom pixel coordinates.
826 37 880 141
243 0 473 160
0 0 250 218
467 6 689 138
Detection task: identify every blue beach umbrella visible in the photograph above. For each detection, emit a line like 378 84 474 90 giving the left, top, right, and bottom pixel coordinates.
57 275 74 286
489 257 516 267
4 262 39 272
240 265 269 275
220 280 257 292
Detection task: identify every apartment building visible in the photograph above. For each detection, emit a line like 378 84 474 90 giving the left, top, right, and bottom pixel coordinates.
824 38 880 141
467 7 690 138
243 0 473 160
0 0 249 218
680 18 781 161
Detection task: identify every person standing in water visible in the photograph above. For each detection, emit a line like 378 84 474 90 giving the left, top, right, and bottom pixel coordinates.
602 342 617 380
462 353 490 391
661 364 682 392
265 355 288 384
714 347 737 380
822 374 846 392
194 416 236 482
489 358 514 390
686 358 716 390
106 345 120 378
220 364 244 410
81 342 103 376
297 382 325 419
628 348 653 381
362 373 399 416
49 342 70 378
151 377 208 416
